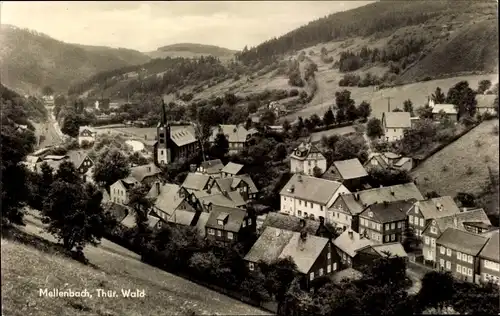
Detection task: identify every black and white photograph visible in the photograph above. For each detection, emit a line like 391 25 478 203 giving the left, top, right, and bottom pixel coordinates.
1 1 499 315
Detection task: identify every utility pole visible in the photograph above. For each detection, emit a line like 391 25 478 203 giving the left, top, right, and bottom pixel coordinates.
385 97 393 112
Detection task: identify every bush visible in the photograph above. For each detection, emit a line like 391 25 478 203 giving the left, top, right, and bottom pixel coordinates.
289 89 299 97
492 125 499 135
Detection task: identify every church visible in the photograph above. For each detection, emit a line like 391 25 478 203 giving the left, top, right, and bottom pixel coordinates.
153 101 199 166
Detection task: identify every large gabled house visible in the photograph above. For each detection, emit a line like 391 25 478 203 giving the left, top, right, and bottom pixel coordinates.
209 124 256 154
290 142 327 176
421 208 491 266
260 212 333 239
280 174 350 221
205 205 256 243
381 112 411 142
66 150 94 175
109 177 140 205
327 193 364 232
429 100 458 122
78 126 96 146
333 229 374 268
407 196 461 238
322 158 368 191
130 163 161 187
363 152 413 172
196 159 225 177
478 230 500 285
244 227 340 288
358 199 415 244
475 94 497 115
208 173 259 201
220 162 244 178
181 173 213 193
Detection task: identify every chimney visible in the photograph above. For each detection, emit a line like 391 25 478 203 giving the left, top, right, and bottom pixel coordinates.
189 164 197 173
354 193 360 201
436 203 443 212
380 184 383 188
300 218 306 228
453 217 458 227
300 230 308 241
147 166 151 172
297 174 303 182
155 182 161 195
390 188 395 196
348 230 354 240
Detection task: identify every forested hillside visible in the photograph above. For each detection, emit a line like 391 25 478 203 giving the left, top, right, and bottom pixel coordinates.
0 84 47 122
146 43 237 60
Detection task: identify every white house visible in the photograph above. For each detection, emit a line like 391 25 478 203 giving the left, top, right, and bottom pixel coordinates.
381 112 411 142
279 173 350 221
475 94 497 115
290 142 327 175
209 124 257 155
78 126 96 146
109 177 140 205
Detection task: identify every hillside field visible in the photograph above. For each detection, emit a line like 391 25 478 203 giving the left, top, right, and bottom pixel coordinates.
1 213 271 316
411 119 499 198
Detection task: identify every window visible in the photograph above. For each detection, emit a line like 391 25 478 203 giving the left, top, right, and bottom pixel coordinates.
397 222 402 229
467 255 473 264
485 260 500 271
457 264 461 273
425 236 430 245
216 230 221 237
457 252 462 260
305 201 308 207
420 218 425 227
467 268 472 277
377 223 382 231
242 221 247 228
208 229 215 235
385 224 390 231
299 200 302 205
327 265 331 273
391 234 395 241
388 223 394 230
227 232 233 240
431 238 436 246
430 227 437 234
360 218 365 226
311 203 314 209
304 212 308 217
249 262 254 271
446 249 452 257
409 215 414 224
462 266 467 275
321 206 324 211
446 261 451 270
368 211 373 218
333 262 337 271
440 246 445 254
385 235 390 242
440 259 444 267
309 272 314 281
337 212 339 218
298 211 302 216
319 268 324 276
327 252 331 259
217 220 224 226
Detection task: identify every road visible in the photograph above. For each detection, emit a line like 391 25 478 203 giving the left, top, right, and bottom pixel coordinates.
36 105 63 148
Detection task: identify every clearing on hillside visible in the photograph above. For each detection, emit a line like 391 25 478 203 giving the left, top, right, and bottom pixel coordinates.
411 119 499 198
1 214 271 316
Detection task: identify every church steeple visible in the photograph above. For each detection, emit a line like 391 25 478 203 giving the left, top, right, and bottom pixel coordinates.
161 98 167 126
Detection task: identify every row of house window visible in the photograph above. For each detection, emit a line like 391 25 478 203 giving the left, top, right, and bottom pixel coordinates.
341 252 352 265
229 142 244 149
297 211 315 220
384 222 404 231
307 160 319 167
207 229 234 239
483 273 500 284
331 211 348 220
384 234 397 242
297 199 323 211
113 189 124 196
409 215 425 227
424 236 436 246
456 252 474 264
309 262 337 280
361 219 381 231
484 260 500 271
456 264 473 277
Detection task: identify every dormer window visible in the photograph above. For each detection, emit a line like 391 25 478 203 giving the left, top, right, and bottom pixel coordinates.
217 220 224 226
368 211 373 218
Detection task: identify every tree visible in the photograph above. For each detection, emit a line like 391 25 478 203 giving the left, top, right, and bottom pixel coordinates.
224 93 239 106
262 257 298 313
366 117 384 139
491 83 499 95
273 143 288 161
477 80 492 94
336 109 347 123
210 133 229 159
128 185 154 250
42 86 54 96
129 152 149 166
416 105 433 119
55 161 82 185
93 148 130 188
346 103 358 121
54 95 67 108
42 181 113 251
61 112 82 138
313 166 323 178
357 101 371 120
247 101 259 113
368 168 413 187
403 99 414 115
446 81 477 119
260 109 277 126
455 192 475 207
335 90 355 112
417 271 455 311
392 108 403 112
432 87 446 104
402 226 421 252
323 108 335 126
282 119 291 133
309 114 322 128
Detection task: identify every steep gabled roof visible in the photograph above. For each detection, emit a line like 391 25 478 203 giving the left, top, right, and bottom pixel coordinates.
479 230 499 262
278 232 329 274
428 209 492 235
290 142 323 161
244 227 295 264
153 183 183 216
209 124 252 143
221 162 244 175
357 183 424 206
382 112 411 128
412 196 461 220
66 150 91 169
360 200 415 223
170 125 197 146
333 229 374 257
280 174 345 205
437 227 489 256
432 104 457 114
234 174 259 194
205 205 247 233
182 173 212 191
475 94 497 109
262 212 320 236
130 163 161 182
325 158 368 181
199 159 224 174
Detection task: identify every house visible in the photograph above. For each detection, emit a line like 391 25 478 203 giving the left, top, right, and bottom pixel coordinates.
208 174 259 201
436 227 490 283
358 200 415 244
327 183 424 232
260 212 332 238
478 230 500 285
109 177 140 205
120 212 164 231
154 101 199 166
363 152 413 172
196 159 224 177
205 205 256 243
22 155 42 171
381 112 411 142
67 150 94 176
333 229 374 268
78 126 96 146
429 100 458 122
407 196 461 238
290 142 327 176
421 208 491 266
355 243 408 267
209 124 256 154
322 158 368 191
130 163 161 187
148 182 191 221
181 173 213 193
220 162 244 178
194 190 247 210
475 94 497 115
280 174 351 221
244 227 340 288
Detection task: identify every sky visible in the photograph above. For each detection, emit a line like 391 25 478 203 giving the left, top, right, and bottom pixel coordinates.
1 1 372 52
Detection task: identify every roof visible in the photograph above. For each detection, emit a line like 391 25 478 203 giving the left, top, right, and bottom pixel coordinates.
369 243 408 258
280 174 344 205
394 157 412 167
119 177 140 190
475 94 497 109
195 212 210 237
432 103 457 115
479 230 499 262
356 183 424 206
244 227 295 264
234 174 259 194
199 159 224 174
105 203 128 222
198 192 245 209
290 142 323 161
26 155 41 164
44 155 67 161
205 205 247 233
130 163 161 182
333 229 375 257
147 215 160 229
221 162 244 175
66 150 91 169
361 200 415 222
153 183 183 215
278 232 330 274
182 173 212 191
382 112 411 128
383 152 402 159
331 194 365 215
168 209 196 226
325 158 368 181
79 125 95 133
209 124 252 143
170 125 197 147
364 153 389 169
414 196 461 220
36 160 64 172
121 213 136 229
437 227 489 256
430 209 492 234
261 212 320 236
